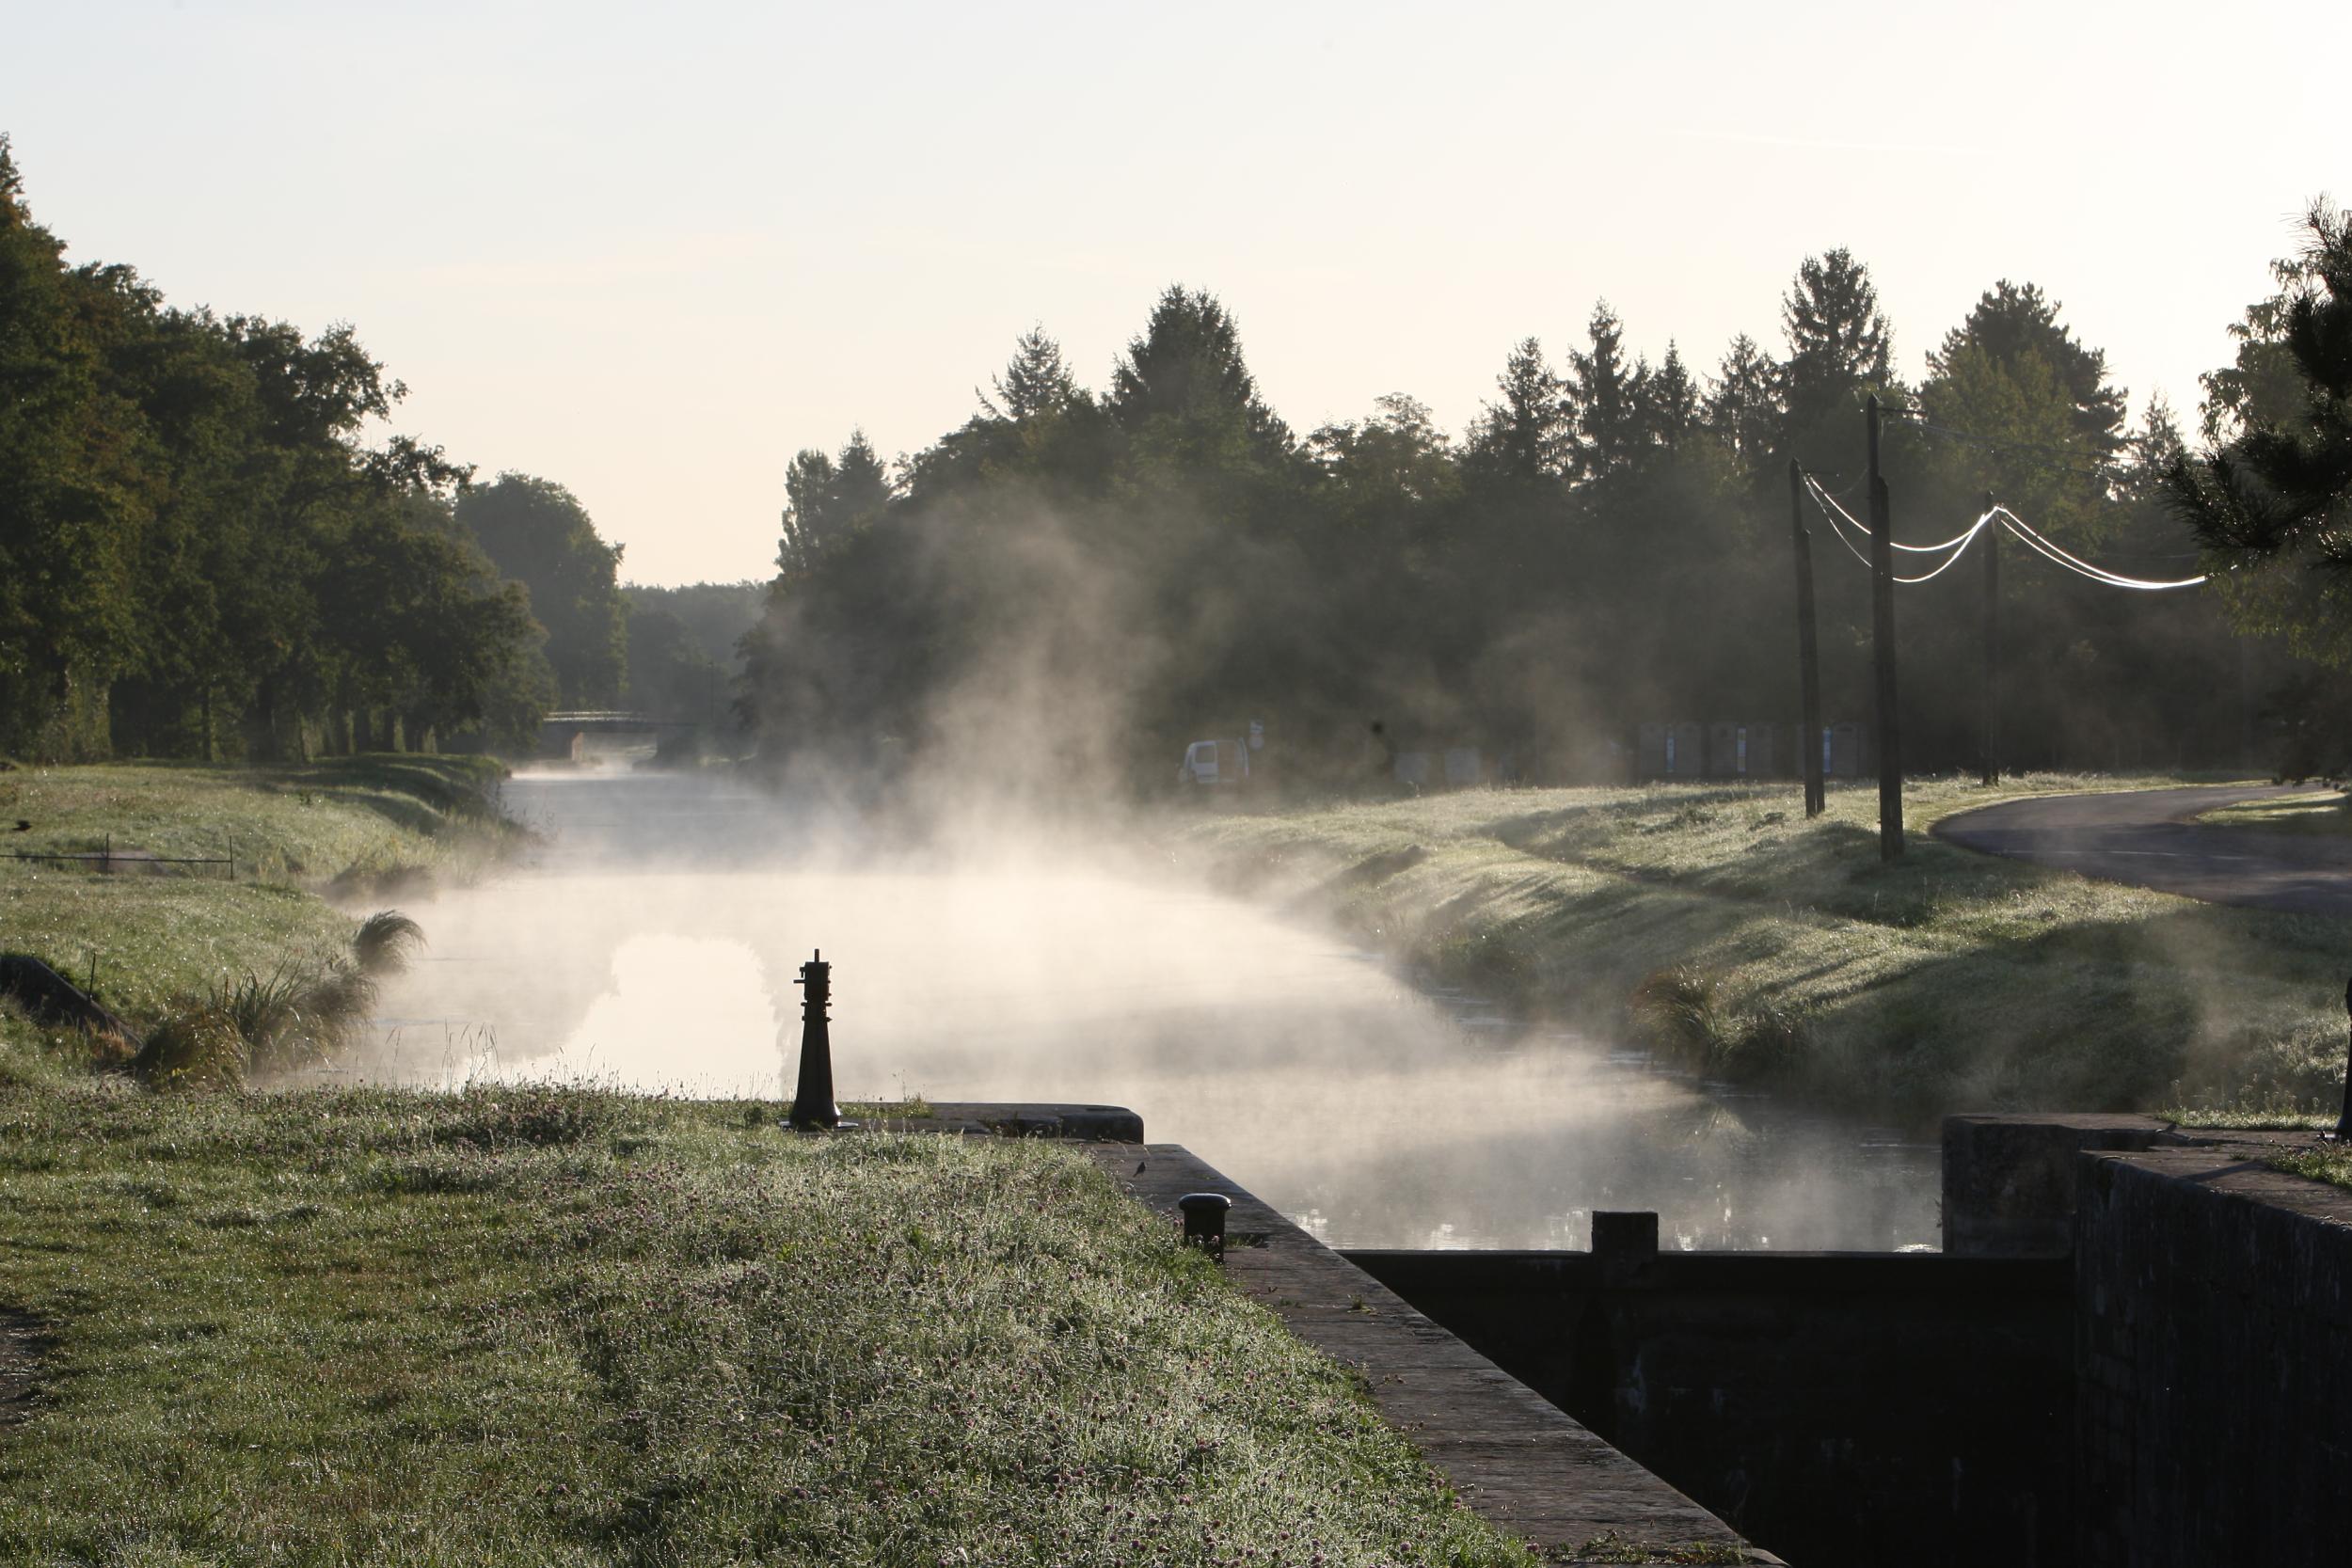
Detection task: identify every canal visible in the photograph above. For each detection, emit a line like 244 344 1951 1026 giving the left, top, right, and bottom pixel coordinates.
366 768 1939 1250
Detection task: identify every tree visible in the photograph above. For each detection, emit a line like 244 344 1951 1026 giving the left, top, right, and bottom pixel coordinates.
979 325 1078 421
1106 285 1289 451
456 474 628 708
2168 201 2352 660
1645 341 1700 451
1310 395 1454 502
1930 281 2126 463
1780 247 1895 453
1462 338 1566 483
0 137 149 758
1917 323 2118 540
1563 300 1649 483
1705 333 1782 469
776 432 895 581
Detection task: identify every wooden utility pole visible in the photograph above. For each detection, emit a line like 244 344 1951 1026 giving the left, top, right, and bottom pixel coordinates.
1867 396 1903 860
1981 489 1999 786
1789 460 1826 817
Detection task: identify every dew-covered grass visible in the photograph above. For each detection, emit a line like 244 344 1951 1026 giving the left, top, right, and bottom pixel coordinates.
0 753 512 880
0 1085 1534 1567
1173 774 2348 1122
2271 1145 2352 1189
2197 789 2352 838
0 757 515 1085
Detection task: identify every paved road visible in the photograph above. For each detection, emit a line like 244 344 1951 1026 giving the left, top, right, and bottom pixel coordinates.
1933 784 2352 917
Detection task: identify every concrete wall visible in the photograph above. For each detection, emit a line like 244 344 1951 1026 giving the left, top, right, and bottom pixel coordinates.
1349 1242 2071 1568
1350 1120 2352 1567
1945 1112 2172 1257
2074 1146 2352 1568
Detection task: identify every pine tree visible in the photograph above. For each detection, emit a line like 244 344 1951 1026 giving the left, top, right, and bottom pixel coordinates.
1780 248 1894 443
1645 341 1700 451
2169 202 2352 574
1564 301 1649 482
1464 338 1566 482
1106 286 1287 449
980 325 1077 422
1706 333 1783 467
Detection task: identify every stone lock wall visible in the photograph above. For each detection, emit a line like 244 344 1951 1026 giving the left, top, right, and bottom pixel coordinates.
2073 1147 2352 1568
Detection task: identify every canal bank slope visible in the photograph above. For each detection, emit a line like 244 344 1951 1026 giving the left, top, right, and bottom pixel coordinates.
0 756 516 1085
1167 775 2349 1120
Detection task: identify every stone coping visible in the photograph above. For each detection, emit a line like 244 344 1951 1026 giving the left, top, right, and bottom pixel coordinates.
837 1101 1145 1142
1088 1143 1777 1566
2089 1135 2352 1231
1347 1246 2073 1297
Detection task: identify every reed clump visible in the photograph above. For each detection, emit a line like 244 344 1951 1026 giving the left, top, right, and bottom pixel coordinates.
134 911 422 1089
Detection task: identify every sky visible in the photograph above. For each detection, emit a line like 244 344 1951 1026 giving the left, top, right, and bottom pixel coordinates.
4 0 2344 585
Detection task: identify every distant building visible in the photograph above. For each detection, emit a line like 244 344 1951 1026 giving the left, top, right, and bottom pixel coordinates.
1637 721 1707 780
1633 719 1870 781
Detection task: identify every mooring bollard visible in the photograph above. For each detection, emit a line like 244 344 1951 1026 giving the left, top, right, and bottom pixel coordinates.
1591 1210 1660 1259
1178 1192 1232 1259
789 949 842 1131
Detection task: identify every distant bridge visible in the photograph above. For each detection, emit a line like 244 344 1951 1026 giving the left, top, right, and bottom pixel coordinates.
537 710 696 759
541 710 695 732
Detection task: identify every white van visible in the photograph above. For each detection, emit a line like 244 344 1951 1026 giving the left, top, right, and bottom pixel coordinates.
1178 737 1249 787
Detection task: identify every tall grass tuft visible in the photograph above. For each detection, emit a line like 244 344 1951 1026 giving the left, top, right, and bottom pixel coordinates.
135 910 423 1088
352 910 423 976
1629 967 1806 1085
134 1006 248 1089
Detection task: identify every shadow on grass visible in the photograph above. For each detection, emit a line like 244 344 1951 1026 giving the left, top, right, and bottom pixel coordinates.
266 755 505 840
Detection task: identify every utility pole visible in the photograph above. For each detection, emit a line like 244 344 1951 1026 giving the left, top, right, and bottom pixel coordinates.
1789 460 1826 817
1981 489 2000 787
1867 396 1903 860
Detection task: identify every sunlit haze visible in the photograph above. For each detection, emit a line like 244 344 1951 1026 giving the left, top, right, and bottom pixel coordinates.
5 0 2342 583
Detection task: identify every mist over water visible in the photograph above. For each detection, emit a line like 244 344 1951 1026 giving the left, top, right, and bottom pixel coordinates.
367 768 1936 1251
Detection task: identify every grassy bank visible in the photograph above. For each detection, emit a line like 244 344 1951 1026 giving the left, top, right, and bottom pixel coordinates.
0 757 514 1085
0 1084 1530 1567
2198 789 2352 837
1171 775 2347 1121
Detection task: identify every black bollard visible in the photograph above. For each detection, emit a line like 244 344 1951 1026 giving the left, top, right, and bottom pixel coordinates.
789 949 842 1131
2335 974 2352 1142
1178 1192 1232 1260
1590 1211 1661 1259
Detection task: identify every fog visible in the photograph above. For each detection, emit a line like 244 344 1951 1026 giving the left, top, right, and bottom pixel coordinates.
359 767 1935 1251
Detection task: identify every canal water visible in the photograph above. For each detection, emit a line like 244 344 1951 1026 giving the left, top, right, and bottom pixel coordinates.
365 768 1939 1252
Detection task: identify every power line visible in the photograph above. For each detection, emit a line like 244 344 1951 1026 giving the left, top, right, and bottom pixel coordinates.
1801 476 2208 592
1804 477 1992 581
1992 506 2208 591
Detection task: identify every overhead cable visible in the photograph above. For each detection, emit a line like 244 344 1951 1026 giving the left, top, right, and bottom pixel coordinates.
1803 477 1993 580
1805 477 1982 554
1801 476 2207 591
1992 507 2208 590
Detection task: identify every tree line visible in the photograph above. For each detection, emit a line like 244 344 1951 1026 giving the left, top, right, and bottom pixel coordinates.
0 137 632 763
745 234 2324 793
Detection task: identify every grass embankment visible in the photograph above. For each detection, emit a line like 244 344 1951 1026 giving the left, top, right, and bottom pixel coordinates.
0 1085 1531 1567
2198 789 2352 838
1174 775 2347 1121
0 756 514 1085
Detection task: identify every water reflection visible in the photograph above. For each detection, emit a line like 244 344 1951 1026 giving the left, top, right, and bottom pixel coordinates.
366 769 1938 1251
